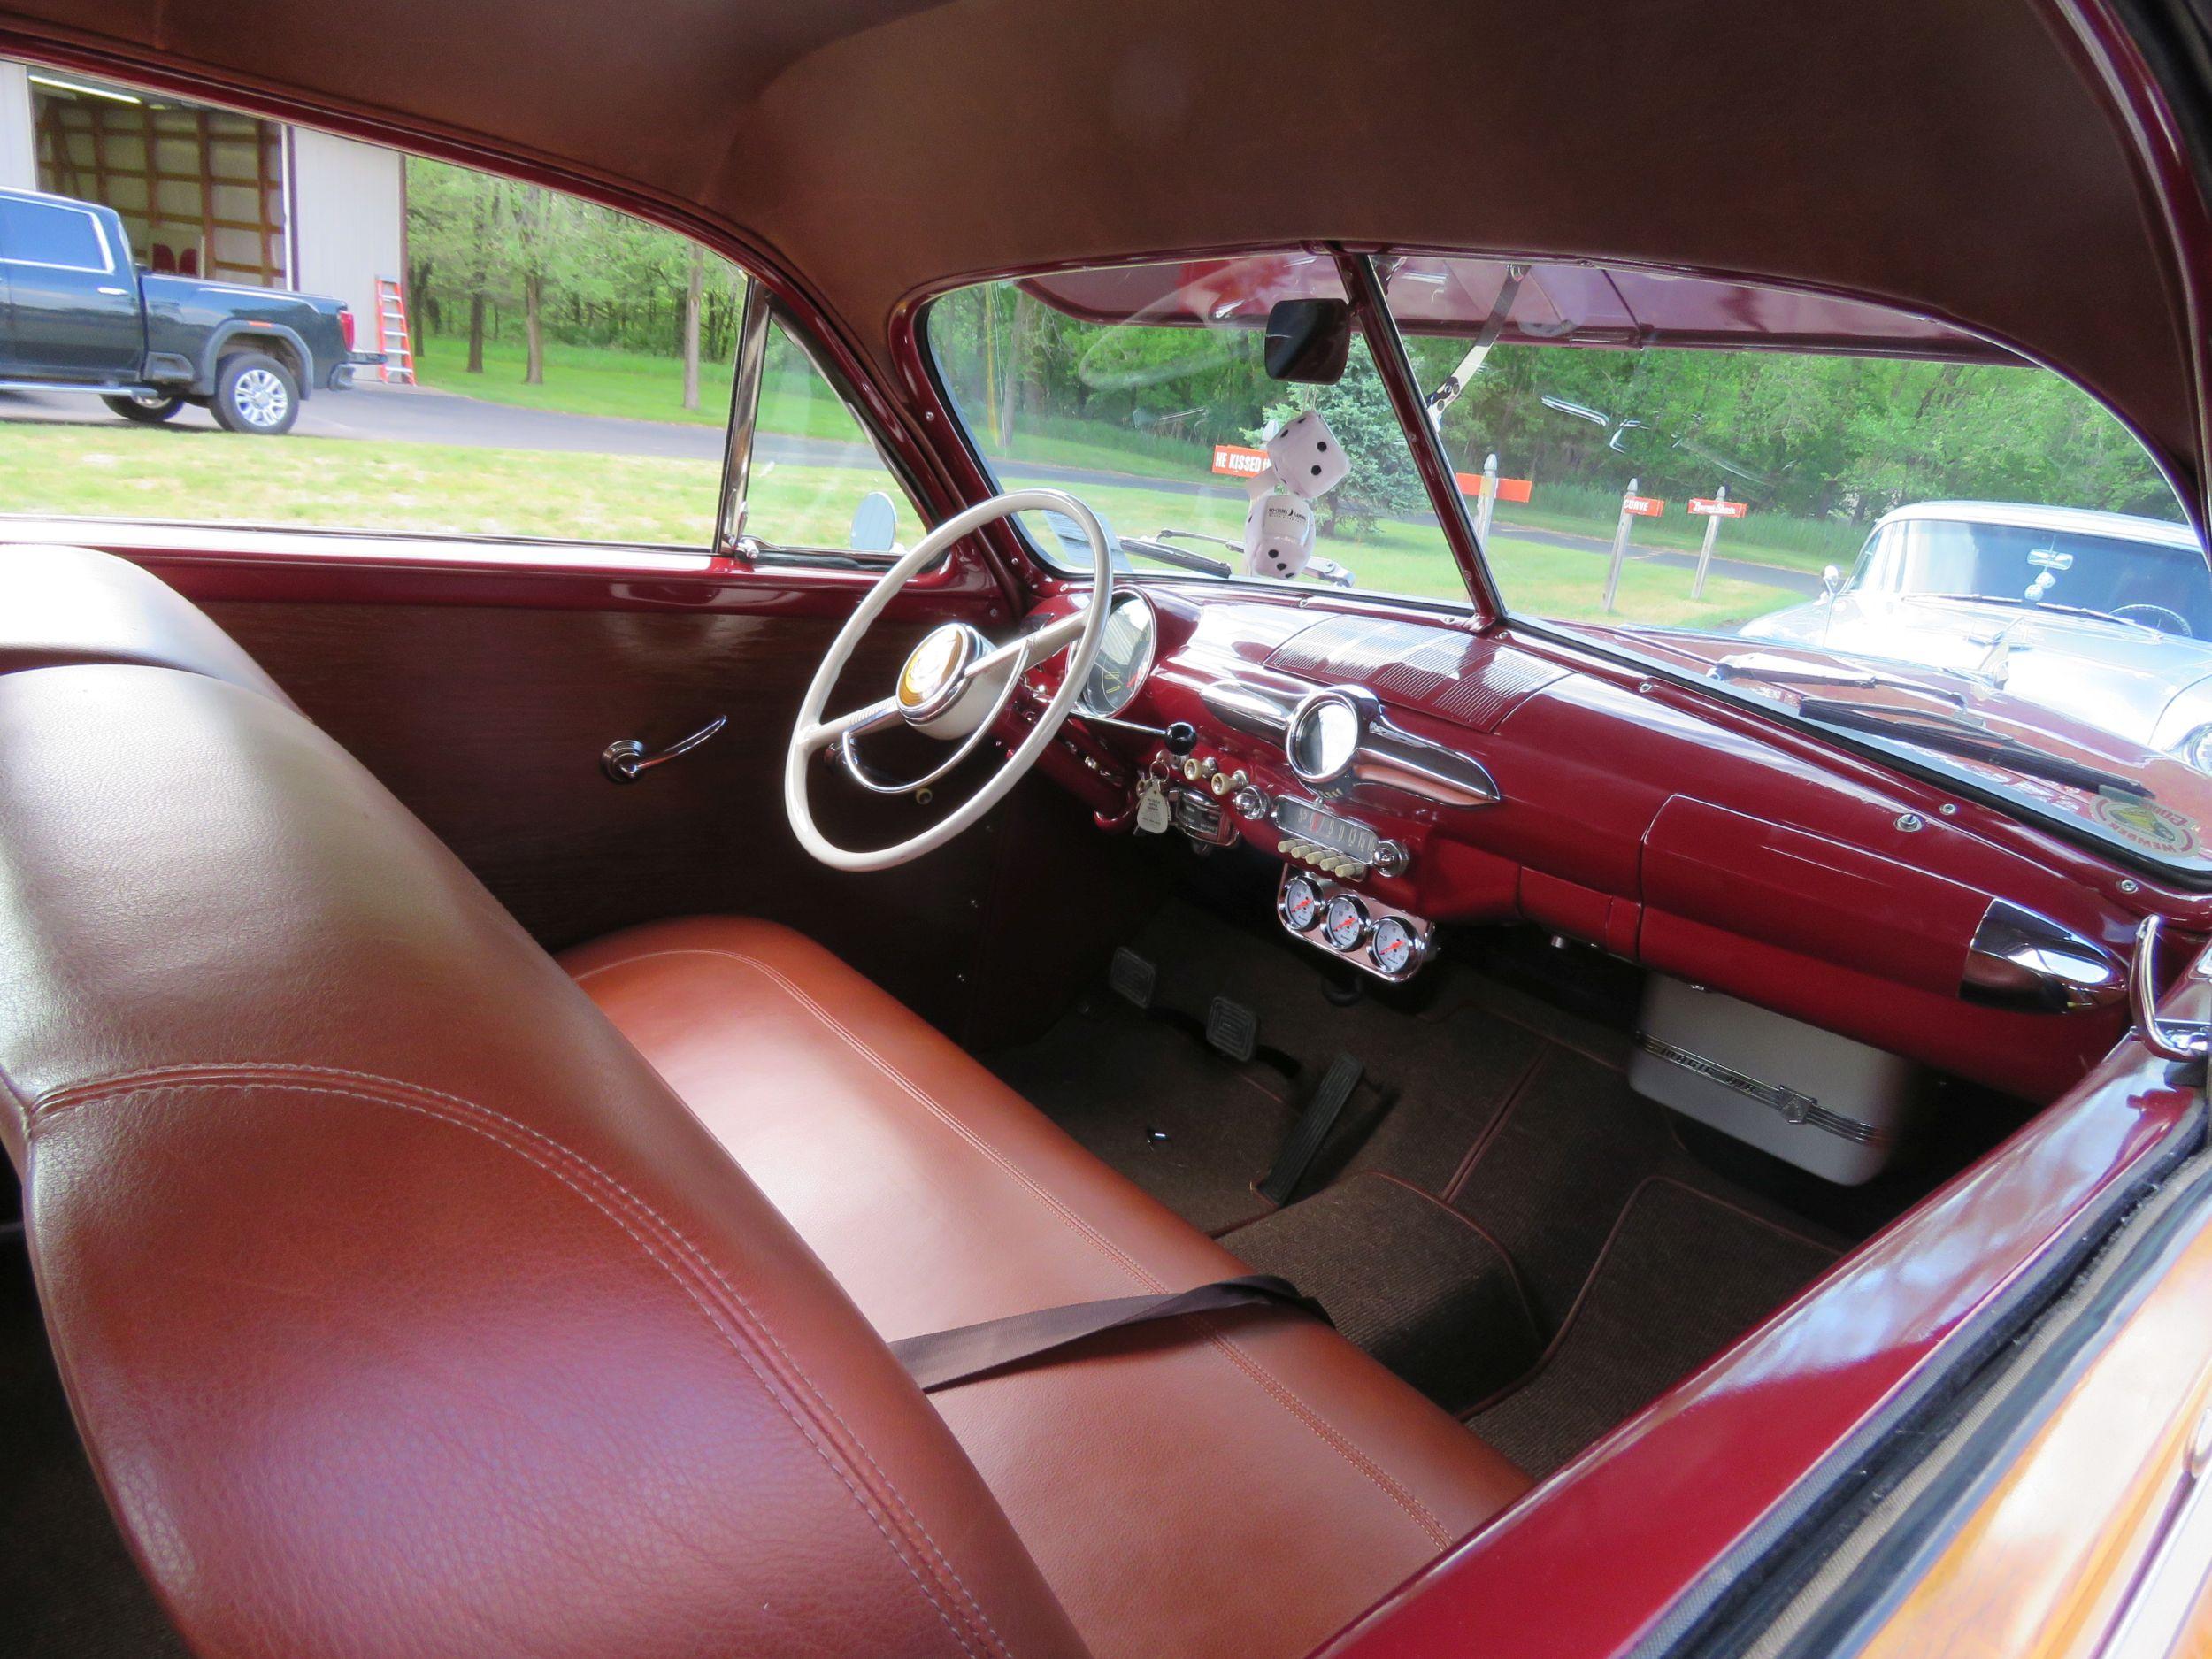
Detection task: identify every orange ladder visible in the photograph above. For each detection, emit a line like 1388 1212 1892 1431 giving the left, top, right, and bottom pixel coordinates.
373 277 416 384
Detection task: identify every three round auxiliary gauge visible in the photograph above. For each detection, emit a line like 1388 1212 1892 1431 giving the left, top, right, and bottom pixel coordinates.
1278 875 1424 977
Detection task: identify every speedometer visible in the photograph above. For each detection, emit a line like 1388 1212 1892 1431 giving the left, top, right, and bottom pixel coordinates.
1078 591 1157 718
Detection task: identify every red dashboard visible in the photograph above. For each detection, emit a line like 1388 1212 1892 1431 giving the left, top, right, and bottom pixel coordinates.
1007 584 2212 1102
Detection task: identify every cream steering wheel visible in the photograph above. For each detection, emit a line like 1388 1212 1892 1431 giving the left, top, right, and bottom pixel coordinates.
785 488 1114 872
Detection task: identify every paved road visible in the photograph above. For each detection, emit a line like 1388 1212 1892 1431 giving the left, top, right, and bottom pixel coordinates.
0 381 1817 599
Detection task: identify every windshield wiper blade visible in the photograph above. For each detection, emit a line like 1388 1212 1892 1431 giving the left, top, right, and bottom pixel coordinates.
1918 592 2145 629
1711 651 1970 710
1120 530 1235 579
1795 697 2154 798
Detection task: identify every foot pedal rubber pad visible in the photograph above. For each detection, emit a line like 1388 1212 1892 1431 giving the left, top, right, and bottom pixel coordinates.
1258 1053 1364 1207
1110 948 1157 1010
1205 996 1258 1064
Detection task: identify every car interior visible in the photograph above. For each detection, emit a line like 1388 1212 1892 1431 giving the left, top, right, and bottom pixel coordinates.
4 4 2212 1659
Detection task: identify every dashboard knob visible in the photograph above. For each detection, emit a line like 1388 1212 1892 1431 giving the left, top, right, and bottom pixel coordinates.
1164 722 1197 757
1371 840 1410 878
1182 756 1205 781
1208 772 1232 797
1232 785 1269 821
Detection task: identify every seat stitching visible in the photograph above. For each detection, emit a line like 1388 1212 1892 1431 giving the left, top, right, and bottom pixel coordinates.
575 943 1456 1548
31 1072 1007 1659
35 1063 1019 1659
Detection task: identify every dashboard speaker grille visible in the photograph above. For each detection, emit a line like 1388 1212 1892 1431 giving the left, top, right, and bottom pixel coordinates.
1265 615 1570 732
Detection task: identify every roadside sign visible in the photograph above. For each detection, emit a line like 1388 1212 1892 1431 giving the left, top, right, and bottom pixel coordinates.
1211 443 1270 479
1687 497 1749 518
1455 472 1533 503
1621 494 1665 518
1688 486 1740 598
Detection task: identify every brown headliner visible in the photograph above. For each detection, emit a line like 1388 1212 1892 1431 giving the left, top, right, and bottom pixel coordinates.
1 0 2200 507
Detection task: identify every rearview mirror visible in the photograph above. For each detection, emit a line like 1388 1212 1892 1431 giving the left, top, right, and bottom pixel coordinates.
1264 298 1353 384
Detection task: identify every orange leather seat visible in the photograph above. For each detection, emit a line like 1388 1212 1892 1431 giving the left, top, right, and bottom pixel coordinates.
563 916 1530 1659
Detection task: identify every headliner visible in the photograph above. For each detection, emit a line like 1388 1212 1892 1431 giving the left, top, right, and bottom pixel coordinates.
1 0 2200 508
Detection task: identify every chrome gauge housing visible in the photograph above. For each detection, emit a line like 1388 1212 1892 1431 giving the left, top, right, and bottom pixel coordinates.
1279 874 1324 932
1322 894 1371 950
1076 589 1157 718
1286 687 1373 786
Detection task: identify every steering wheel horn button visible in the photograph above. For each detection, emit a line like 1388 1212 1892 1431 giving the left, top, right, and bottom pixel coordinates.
898 623 989 725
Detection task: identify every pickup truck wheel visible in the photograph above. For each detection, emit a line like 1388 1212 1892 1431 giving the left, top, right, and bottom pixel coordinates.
211 352 299 435
101 393 184 425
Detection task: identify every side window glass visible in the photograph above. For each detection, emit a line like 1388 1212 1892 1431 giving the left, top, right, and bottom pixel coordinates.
0 197 110 270
0 67 747 549
739 319 918 553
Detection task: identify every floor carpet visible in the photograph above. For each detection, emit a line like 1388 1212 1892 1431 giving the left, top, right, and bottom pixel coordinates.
1223 1171 1540 1412
0 1240 188 1658
993 896 1856 1471
1466 1179 1839 1477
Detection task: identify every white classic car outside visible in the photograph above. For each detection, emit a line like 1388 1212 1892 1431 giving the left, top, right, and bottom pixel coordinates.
1738 500 2212 767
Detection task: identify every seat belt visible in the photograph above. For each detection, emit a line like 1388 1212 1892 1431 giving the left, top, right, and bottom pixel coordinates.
889 1274 1331 1394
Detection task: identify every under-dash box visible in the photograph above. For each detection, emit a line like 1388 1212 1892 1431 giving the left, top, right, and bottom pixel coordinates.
1628 975 1931 1186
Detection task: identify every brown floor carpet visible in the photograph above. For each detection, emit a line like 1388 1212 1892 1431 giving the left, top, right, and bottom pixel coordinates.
1466 1179 1839 1477
1222 1172 1540 1412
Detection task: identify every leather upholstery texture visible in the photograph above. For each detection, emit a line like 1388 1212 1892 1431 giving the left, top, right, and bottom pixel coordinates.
0 543 296 708
564 916 1531 1659
0 664 1087 1659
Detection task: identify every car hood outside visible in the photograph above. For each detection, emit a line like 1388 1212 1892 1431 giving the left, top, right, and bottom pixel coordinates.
1740 593 2212 752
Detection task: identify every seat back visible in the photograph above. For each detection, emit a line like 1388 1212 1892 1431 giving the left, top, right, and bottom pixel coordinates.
0 657 1086 1659
0 543 296 707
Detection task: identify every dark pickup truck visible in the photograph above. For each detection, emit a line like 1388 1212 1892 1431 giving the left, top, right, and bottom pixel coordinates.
0 186 382 435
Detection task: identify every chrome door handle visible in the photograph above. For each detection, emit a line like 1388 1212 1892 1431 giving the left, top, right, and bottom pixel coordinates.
602 714 726 784
2130 914 2212 1062
96 286 127 296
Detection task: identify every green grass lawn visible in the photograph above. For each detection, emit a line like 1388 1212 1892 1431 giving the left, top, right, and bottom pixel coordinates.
0 419 1793 631
412 332 1858 582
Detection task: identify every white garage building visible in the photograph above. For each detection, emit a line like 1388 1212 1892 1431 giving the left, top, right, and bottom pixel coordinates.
0 61 405 354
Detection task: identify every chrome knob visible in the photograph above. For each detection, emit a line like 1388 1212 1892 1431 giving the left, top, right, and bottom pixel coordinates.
1232 785 1269 820
1371 840 1410 878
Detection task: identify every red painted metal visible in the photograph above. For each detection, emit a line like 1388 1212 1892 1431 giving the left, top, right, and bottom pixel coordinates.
1020 583 2211 1098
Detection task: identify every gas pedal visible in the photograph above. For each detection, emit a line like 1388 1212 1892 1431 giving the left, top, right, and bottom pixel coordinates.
1257 1052 1365 1207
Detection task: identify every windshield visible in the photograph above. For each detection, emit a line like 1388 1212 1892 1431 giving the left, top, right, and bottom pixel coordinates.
926 256 1469 604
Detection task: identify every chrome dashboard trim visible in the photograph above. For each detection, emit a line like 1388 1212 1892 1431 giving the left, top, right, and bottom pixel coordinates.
1201 676 1502 807
1960 899 2125 1013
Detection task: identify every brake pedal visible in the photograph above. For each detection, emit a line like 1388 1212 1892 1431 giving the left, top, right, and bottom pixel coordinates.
1204 996 1258 1064
1109 947 1157 1010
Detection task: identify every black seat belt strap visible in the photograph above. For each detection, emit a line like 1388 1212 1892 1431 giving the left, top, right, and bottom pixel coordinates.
888 1274 1330 1394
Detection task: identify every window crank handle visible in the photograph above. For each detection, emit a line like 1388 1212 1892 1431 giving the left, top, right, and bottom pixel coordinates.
602 714 727 784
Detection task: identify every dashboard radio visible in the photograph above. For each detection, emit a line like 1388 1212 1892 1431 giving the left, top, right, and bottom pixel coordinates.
1269 798 1408 880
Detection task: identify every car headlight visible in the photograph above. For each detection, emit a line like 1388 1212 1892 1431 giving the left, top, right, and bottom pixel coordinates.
2176 723 2212 772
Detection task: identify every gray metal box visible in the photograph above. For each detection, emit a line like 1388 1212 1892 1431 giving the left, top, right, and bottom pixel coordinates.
1629 975 1930 1185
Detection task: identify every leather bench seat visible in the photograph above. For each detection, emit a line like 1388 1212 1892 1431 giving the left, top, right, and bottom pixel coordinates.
563 917 1530 1659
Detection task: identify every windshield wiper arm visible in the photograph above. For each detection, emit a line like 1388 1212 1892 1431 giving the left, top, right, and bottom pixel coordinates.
1795 697 2153 798
1120 532 1235 579
1711 651 1970 710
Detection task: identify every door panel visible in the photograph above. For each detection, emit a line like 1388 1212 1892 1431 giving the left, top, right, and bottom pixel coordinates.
202 596 1012 1034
